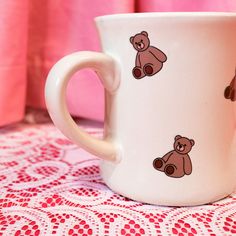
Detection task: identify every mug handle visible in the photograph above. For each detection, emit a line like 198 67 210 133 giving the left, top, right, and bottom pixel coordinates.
45 51 121 163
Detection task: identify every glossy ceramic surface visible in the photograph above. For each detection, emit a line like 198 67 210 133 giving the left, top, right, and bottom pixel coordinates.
45 13 236 206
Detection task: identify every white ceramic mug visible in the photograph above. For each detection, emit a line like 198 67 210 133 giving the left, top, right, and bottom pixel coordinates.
45 12 236 206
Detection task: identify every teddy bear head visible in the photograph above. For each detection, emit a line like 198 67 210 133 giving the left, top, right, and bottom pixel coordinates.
130 31 150 52
173 135 195 155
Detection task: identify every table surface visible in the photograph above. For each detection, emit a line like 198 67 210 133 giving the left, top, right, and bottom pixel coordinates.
0 111 236 236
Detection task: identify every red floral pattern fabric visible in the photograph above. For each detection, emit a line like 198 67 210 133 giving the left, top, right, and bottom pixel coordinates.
0 117 236 236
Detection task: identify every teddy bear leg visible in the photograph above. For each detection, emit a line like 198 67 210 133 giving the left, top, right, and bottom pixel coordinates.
143 63 154 76
132 67 145 79
164 164 176 176
224 86 232 99
153 158 165 171
230 89 236 101
144 63 163 76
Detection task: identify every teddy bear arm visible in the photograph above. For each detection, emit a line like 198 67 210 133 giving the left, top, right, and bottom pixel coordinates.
162 151 174 162
149 47 167 62
135 54 141 67
183 155 192 175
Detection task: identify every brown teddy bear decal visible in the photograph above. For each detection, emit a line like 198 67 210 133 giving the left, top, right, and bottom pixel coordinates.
224 68 236 101
153 135 195 178
130 31 167 79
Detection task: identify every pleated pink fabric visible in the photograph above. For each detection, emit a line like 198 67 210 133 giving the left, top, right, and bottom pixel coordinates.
27 0 134 121
137 0 236 12
0 0 28 126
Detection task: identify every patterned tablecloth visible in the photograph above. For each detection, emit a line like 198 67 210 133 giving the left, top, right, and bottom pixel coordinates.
0 112 236 236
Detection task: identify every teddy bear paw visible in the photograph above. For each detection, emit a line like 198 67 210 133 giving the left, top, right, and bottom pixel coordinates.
224 86 236 101
143 64 154 76
224 86 232 99
230 89 236 101
132 67 145 79
153 158 164 170
164 164 176 176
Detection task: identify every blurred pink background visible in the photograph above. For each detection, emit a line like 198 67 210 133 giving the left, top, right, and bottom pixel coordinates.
0 0 235 126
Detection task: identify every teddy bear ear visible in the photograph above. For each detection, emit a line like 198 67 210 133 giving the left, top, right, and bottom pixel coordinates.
130 36 134 44
190 139 195 146
175 135 182 141
141 31 148 37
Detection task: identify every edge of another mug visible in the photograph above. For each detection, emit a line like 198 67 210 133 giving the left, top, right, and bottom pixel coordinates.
95 12 236 22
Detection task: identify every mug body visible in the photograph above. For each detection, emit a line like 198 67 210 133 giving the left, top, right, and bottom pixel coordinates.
96 12 236 206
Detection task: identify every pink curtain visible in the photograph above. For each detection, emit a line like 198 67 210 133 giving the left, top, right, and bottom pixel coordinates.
0 0 235 126
27 0 134 122
0 1 28 126
137 0 236 12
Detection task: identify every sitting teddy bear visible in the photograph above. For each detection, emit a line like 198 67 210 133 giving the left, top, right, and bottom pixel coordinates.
130 31 167 79
153 135 195 178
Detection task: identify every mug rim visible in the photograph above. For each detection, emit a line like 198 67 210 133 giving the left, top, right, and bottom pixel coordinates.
95 12 236 22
